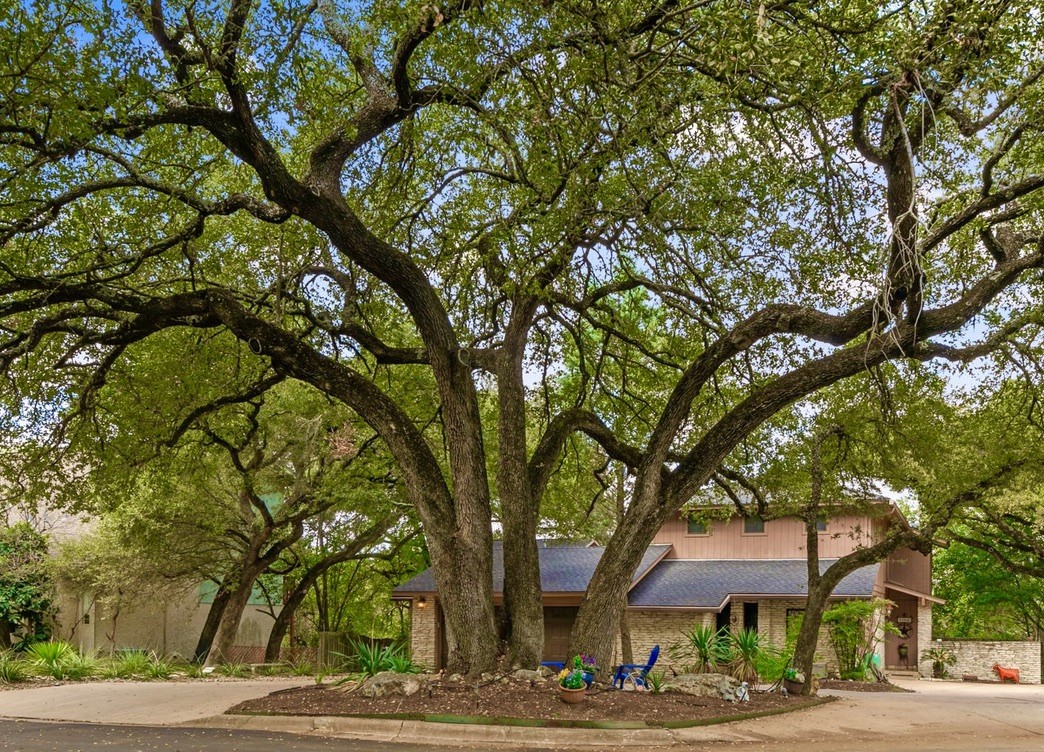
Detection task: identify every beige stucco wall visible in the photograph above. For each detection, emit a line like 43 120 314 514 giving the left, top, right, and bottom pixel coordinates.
54 583 277 660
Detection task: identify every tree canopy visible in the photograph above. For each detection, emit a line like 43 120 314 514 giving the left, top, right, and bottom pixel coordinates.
3 0 1044 672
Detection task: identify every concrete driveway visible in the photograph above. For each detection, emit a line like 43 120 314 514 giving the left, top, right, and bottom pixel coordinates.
695 679 1044 752
0 678 313 725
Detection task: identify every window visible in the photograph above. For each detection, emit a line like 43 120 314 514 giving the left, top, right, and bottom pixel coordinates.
686 516 708 535
743 514 765 534
816 516 828 532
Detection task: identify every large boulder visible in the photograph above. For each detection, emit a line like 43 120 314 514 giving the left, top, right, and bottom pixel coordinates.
664 672 741 702
358 671 425 698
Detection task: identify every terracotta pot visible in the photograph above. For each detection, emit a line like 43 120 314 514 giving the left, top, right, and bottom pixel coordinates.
558 685 586 704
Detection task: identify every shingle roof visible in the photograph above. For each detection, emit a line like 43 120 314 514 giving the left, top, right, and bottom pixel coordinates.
626 559 879 609
392 541 671 594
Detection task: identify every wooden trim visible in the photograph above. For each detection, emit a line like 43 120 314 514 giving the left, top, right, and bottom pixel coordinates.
885 582 945 604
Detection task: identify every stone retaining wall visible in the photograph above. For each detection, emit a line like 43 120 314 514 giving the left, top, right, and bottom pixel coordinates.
930 640 1041 684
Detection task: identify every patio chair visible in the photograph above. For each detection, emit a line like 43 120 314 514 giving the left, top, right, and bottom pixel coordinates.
611 644 660 690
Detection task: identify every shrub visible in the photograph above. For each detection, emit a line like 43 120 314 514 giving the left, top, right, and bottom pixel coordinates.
344 640 411 678
0 650 29 683
144 658 174 679
215 662 249 678
823 599 896 680
110 650 153 679
27 640 75 679
645 669 667 694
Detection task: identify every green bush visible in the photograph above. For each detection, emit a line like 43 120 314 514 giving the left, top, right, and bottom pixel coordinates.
27 640 75 679
0 650 29 683
823 599 896 680
109 650 153 679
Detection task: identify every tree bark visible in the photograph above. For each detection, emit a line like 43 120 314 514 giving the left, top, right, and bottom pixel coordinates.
194 585 232 662
496 299 544 669
205 565 265 667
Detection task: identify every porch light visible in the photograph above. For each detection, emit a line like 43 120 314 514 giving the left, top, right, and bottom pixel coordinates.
417 597 427 609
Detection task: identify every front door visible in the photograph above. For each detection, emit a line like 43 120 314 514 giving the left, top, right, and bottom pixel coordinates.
542 607 578 663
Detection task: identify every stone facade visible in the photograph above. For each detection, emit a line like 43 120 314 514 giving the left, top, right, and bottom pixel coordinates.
409 600 438 670
625 600 842 676
931 640 1041 685
915 603 933 677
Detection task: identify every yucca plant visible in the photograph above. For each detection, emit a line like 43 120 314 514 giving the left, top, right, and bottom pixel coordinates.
386 651 420 674
0 650 30 683
670 624 730 674
27 640 75 679
727 628 763 685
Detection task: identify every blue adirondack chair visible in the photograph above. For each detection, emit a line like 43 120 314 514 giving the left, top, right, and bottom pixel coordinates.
611 644 660 689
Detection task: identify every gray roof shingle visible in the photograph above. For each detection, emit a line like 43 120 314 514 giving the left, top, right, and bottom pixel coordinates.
393 541 671 594
626 559 880 609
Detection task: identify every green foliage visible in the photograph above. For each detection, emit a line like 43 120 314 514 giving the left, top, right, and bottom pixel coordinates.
726 628 763 685
645 670 666 694
670 624 731 674
336 639 416 678
215 662 250 678
0 650 29 683
558 669 586 690
0 523 54 645
26 640 74 678
923 645 956 679
823 600 895 681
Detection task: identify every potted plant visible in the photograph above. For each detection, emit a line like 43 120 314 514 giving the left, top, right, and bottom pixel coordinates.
571 653 597 687
923 644 956 679
782 666 806 694
557 667 587 703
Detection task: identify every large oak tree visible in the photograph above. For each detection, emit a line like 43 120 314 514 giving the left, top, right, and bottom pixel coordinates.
2 0 1044 674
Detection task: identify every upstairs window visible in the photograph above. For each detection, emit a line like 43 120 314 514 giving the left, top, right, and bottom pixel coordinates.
816 516 828 532
687 516 708 535
743 514 765 534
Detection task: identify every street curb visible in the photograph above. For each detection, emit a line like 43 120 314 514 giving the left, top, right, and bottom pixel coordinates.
191 714 680 747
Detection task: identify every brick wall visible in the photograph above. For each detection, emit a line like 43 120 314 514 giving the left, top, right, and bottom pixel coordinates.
410 600 438 670
932 640 1041 684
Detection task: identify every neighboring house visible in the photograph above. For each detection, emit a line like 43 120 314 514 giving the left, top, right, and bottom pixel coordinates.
4 506 279 662
393 501 940 676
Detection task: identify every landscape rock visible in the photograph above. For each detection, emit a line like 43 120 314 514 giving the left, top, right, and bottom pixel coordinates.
358 671 425 698
664 672 741 702
537 665 556 679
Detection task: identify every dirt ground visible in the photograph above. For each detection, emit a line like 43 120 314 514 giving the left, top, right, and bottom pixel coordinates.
227 674 869 725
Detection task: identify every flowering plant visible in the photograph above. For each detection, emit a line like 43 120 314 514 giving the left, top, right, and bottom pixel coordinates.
571 653 597 672
558 668 586 689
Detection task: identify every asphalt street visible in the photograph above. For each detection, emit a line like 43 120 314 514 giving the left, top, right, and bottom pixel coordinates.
0 719 514 752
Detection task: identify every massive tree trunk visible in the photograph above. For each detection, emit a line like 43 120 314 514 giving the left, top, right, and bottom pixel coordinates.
205 563 266 667
496 300 544 669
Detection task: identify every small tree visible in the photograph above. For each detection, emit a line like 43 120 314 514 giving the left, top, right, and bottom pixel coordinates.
822 599 895 680
0 523 53 648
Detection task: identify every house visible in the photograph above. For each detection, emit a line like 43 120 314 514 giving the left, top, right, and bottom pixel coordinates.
392 501 940 676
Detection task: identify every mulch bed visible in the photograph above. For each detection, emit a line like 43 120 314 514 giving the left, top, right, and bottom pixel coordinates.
819 678 914 693
229 674 828 727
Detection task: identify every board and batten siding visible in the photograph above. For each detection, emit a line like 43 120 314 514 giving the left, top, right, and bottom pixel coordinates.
884 547 932 594
652 513 875 559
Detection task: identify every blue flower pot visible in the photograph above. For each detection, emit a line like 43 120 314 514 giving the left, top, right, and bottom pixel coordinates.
582 671 595 687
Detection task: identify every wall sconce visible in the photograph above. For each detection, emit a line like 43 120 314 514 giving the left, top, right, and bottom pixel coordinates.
416 597 427 609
